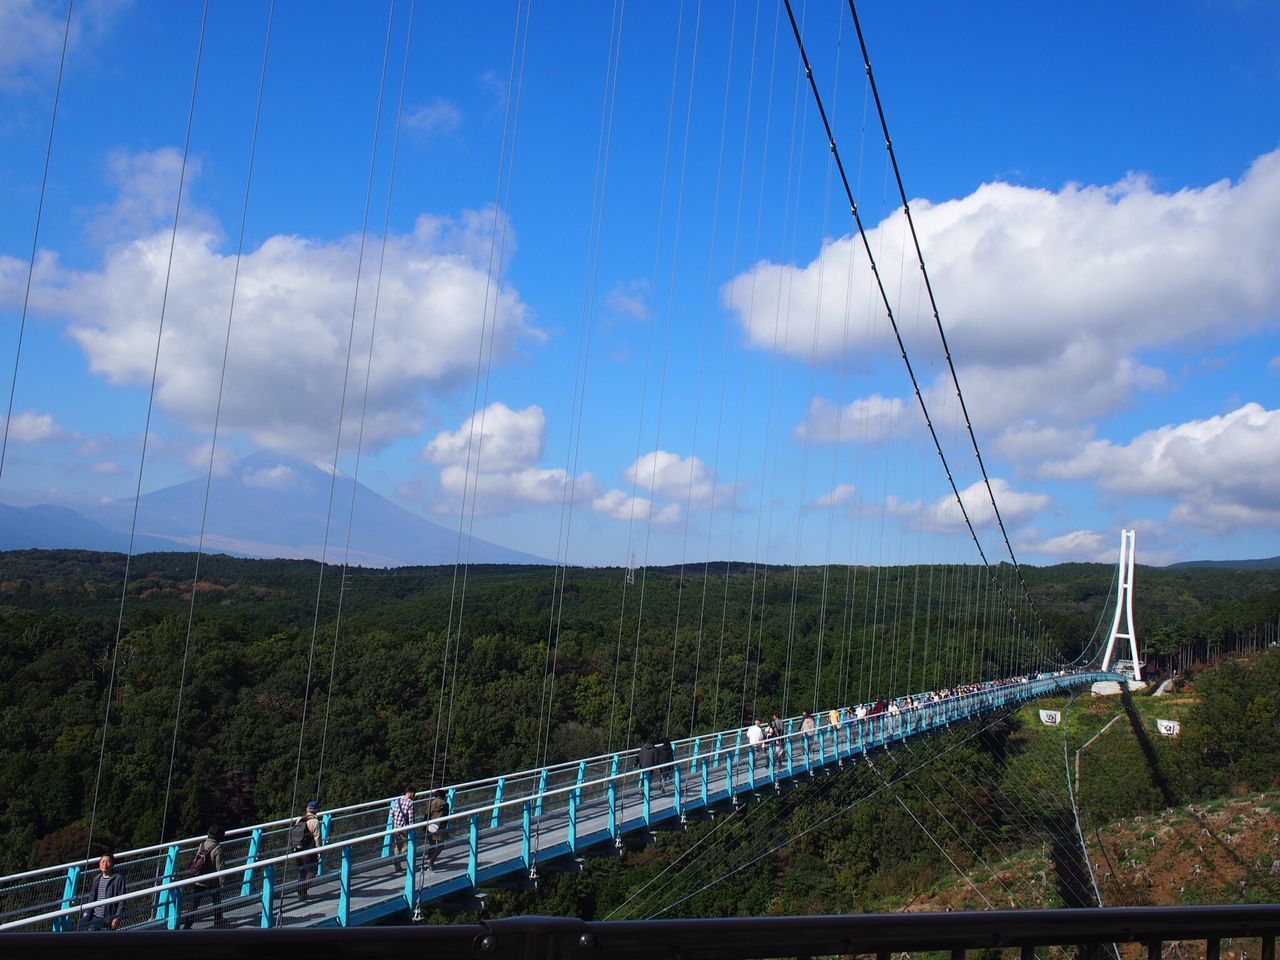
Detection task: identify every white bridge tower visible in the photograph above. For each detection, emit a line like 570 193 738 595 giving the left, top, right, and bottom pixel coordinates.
1100 528 1142 680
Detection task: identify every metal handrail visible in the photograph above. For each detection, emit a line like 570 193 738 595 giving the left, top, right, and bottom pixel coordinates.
1 904 1276 957
1 671 1114 932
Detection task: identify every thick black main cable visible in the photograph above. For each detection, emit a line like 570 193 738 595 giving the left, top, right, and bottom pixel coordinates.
844 0 1045 643
780 0 1055 669
1 0 73 486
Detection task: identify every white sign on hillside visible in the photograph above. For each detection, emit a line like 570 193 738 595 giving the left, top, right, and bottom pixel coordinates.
1039 710 1061 726
1157 719 1181 737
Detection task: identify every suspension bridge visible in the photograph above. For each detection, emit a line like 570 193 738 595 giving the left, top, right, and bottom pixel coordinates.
0 0 1182 944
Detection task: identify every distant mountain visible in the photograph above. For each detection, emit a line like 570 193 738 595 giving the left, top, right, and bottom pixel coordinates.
1168 556 1280 570
0 503 179 554
4 452 545 566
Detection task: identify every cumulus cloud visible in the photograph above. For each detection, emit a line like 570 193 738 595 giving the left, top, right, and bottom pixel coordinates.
591 489 681 526
624 450 723 506
891 477 1049 531
723 151 1280 430
795 394 910 444
2 151 539 457
1041 402 1280 533
5 410 64 442
426 401 546 473
424 402 597 515
406 98 462 137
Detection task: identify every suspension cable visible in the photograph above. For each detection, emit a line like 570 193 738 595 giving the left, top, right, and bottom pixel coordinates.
159 0 276 842
0 0 73 486
291 0 397 815
87 0 211 862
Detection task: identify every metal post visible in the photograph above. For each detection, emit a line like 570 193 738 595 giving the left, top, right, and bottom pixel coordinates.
154 843 180 924
521 801 532 872
534 768 549 816
404 829 417 908
337 845 352 926
491 778 506 828
608 776 618 838
259 864 274 928
467 815 479 888
56 865 80 933
381 802 395 858
241 827 263 897
642 771 652 827
317 813 332 877
568 789 579 854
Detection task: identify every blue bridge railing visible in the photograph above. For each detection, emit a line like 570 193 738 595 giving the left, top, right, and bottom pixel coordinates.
0 670 1118 932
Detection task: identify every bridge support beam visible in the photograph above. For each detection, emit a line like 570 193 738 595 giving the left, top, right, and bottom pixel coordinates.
1101 528 1141 680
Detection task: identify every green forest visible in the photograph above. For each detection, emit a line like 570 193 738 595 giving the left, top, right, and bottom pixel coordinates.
0 548 1277 916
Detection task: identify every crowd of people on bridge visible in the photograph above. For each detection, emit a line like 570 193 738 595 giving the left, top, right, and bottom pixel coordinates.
76 786 452 931
741 668 1093 764
73 667 1093 930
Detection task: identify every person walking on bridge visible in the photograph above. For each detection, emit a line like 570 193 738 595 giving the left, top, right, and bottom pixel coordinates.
182 825 227 928
426 789 449 870
291 801 322 899
391 787 417 871
78 854 126 931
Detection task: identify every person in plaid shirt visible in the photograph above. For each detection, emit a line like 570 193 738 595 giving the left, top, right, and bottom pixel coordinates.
391 786 417 870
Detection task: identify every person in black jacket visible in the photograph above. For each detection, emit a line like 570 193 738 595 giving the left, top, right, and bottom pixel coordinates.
653 736 675 794
79 854 126 930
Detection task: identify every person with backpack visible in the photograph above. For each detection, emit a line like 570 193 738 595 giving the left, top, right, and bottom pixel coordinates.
290 801 322 899
182 825 227 928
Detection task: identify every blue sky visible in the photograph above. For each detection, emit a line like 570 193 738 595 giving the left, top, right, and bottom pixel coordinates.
1 0 1278 568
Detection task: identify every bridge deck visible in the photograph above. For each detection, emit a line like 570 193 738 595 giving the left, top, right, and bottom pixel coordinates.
0 671 1116 932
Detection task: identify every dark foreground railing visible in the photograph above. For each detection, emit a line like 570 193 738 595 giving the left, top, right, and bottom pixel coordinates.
5 905 1277 960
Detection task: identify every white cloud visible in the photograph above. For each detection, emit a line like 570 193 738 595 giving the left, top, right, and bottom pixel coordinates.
605 281 650 322
425 401 546 472
2 153 538 457
795 395 909 444
992 420 1096 463
1017 528 1113 562
1041 402 1280 533
812 484 856 509
0 0 126 89
590 488 681 526
406 98 462 137
624 450 721 506
723 150 1280 429
91 460 124 476
185 441 236 476
242 463 296 490
425 402 597 515
892 477 1049 531
1269 355 1280 374
89 147 214 247
6 410 63 442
